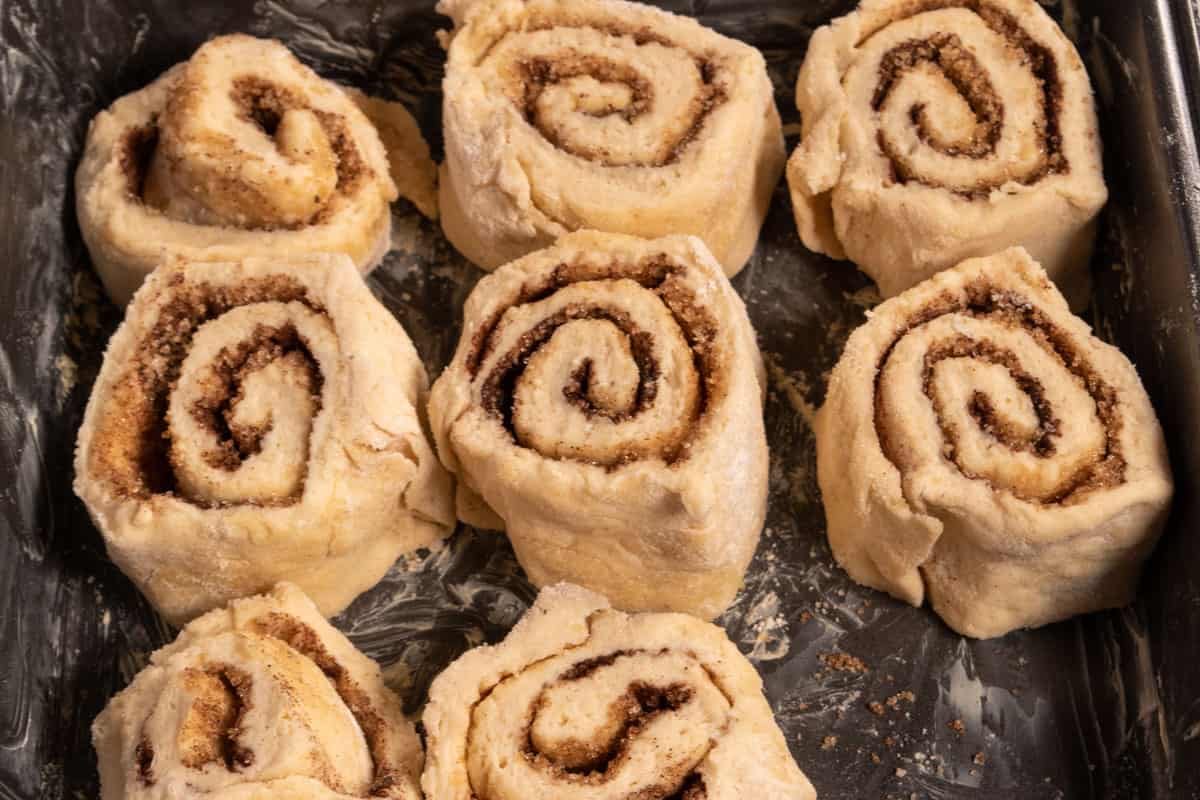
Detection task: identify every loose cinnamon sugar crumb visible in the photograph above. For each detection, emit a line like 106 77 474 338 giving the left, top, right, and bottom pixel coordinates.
819 652 869 674
821 736 838 751
948 719 965 735
885 690 915 709
870 752 882 764
799 610 813 624
867 701 886 716
974 751 987 765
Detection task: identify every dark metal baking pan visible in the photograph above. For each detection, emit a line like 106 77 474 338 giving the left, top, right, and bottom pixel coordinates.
1 0 1198 797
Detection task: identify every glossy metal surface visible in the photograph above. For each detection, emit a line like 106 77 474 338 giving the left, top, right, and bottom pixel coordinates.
0 1 1196 797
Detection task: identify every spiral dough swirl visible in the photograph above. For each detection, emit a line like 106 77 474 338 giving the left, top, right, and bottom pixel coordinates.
74 254 453 625
75 34 436 305
429 232 767 620
816 248 1172 638
436 0 784 276
422 583 816 800
786 0 1107 305
92 584 423 800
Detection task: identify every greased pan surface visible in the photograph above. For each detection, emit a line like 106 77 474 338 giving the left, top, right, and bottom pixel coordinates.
1 1 1198 797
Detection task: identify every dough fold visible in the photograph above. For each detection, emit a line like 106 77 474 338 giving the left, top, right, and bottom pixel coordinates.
422 582 816 800
437 0 785 277
428 231 767 620
816 247 1172 638
74 253 454 625
92 583 423 800
786 0 1107 307
75 34 432 305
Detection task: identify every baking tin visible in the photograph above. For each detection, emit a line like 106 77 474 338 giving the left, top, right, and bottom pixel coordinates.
1 1 1198 797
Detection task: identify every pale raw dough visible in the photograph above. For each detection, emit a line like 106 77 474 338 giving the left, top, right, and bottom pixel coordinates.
787 0 1107 308
345 88 439 220
436 0 785 277
816 247 1173 639
75 34 434 305
422 582 816 800
428 231 767 620
74 253 454 625
92 582 423 800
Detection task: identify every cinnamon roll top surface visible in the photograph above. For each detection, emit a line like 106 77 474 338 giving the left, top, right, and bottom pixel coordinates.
92 583 423 800
436 0 784 277
74 253 454 625
421 583 816 800
816 247 1172 638
787 0 1107 307
75 34 433 305
428 231 768 620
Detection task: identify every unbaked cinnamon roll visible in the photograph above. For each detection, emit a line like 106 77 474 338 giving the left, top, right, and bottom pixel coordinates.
76 34 434 305
436 0 785 277
816 247 1172 638
74 253 454 625
428 231 767 620
93 583 423 800
787 0 1107 307
422 583 816 800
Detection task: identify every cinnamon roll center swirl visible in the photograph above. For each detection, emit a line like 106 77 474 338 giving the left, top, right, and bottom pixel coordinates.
88 275 329 505
468 257 721 467
167 312 325 506
862 0 1067 197
469 648 727 798
873 283 1125 505
135 616 400 796
485 19 728 167
127 38 376 230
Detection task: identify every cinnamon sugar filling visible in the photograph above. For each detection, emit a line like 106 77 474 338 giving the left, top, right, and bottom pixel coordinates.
468 257 720 466
872 282 1125 505
870 0 1066 197
134 739 155 786
120 122 159 199
89 274 325 504
176 665 255 771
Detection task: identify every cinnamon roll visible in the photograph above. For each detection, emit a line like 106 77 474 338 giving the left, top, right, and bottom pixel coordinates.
436 0 785 277
428 231 767 620
422 583 816 800
74 253 454 625
816 247 1172 638
787 0 1107 307
75 34 434 305
93 582 423 800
